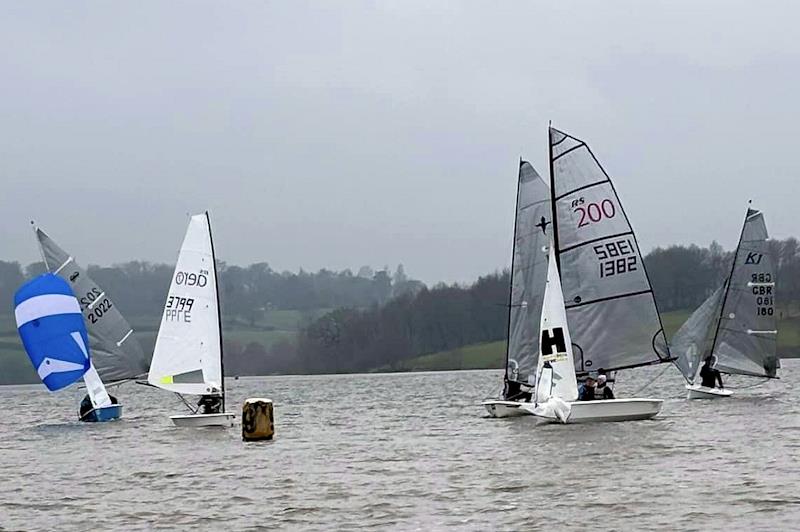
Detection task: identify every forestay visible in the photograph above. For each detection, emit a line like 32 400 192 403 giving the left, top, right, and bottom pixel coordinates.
671 285 726 383
148 214 223 396
534 243 578 402
549 127 670 373
14 274 91 391
713 209 778 378
35 228 148 383
505 161 551 387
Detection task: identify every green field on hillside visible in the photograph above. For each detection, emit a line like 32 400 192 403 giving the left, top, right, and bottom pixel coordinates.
0 308 321 384
387 310 800 372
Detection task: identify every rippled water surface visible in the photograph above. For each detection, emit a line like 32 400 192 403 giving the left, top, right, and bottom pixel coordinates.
2 364 800 531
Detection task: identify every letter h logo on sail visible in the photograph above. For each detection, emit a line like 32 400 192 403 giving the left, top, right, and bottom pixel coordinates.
541 327 567 362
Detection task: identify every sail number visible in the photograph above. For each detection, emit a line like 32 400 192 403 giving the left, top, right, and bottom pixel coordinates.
752 273 774 316
573 198 616 228
165 295 194 322
594 238 637 278
79 287 113 324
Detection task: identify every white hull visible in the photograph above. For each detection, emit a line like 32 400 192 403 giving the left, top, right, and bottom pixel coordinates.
482 400 533 418
170 412 236 427
522 398 663 424
685 384 733 400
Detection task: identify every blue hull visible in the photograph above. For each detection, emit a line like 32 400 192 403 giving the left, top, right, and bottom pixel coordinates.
81 404 123 422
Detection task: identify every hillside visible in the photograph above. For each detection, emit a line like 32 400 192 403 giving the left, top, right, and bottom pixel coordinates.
385 310 800 372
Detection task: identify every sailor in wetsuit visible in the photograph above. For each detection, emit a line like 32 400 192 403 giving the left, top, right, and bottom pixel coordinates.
79 394 118 419
699 357 724 389
504 380 533 402
577 376 596 401
197 394 223 414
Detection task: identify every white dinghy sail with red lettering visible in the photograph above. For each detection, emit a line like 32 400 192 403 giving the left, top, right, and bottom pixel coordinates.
148 212 235 427
548 127 672 374
673 207 778 399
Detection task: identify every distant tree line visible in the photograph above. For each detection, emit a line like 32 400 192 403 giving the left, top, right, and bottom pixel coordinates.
295 238 800 373
0 260 422 323
3 238 800 380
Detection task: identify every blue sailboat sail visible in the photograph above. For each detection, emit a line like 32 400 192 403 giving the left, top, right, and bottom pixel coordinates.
14 274 91 391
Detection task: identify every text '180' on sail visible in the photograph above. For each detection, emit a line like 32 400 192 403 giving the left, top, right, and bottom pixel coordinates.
549 127 671 373
14 274 91 391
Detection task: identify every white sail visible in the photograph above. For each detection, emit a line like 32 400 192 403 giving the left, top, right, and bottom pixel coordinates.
148 213 223 396
534 243 579 403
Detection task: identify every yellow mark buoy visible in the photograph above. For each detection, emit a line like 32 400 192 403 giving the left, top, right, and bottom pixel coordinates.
242 398 274 441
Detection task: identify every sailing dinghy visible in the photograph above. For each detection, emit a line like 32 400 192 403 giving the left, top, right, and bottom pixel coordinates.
483 161 551 418
147 212 235 427
30 226 149 422
672 207 778 399
486 127 672 421
519 243 663 423
523 126 674 422
14 274 97 417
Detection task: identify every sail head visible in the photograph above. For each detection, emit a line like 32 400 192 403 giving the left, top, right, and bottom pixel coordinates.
148 214 223 395
14 274 91 391
549 127 670 373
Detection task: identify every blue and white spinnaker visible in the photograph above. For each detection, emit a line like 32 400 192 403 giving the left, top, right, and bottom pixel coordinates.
14 273 91 391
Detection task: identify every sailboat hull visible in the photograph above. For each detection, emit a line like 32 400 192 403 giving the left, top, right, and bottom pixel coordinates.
685 384 733 399
522 398 663 424
81 404 123 423
482 400 533 418
170 412 236 427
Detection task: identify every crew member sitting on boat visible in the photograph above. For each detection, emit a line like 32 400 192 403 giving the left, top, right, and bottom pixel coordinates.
699 357 724 389
197 394 223 414
577 376 596 401
504 380 532 402
79 393 118 419
595 374 614 400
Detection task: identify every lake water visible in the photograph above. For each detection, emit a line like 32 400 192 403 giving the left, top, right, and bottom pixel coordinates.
1 364 799 531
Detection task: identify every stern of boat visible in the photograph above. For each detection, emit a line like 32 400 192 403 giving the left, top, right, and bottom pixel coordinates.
80 404 123 423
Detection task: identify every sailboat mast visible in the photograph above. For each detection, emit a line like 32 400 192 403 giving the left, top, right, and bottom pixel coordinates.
503 159 524 387
548 127 560 271
206 211 226 411
708 206 750 362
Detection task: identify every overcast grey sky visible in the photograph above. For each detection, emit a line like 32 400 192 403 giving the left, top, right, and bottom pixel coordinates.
1 1 798 283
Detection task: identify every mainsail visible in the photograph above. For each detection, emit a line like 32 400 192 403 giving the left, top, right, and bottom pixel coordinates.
15 274 91 391
549 127 671 373
35 228 149 383
148 213 225 398
505 160 551 388
713 209 778 377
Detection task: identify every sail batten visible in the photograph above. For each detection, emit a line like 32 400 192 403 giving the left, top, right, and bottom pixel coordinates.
34 228 149 383
549 126 670 373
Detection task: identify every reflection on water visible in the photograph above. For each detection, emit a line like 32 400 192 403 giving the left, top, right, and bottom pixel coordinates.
2 364 800 531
